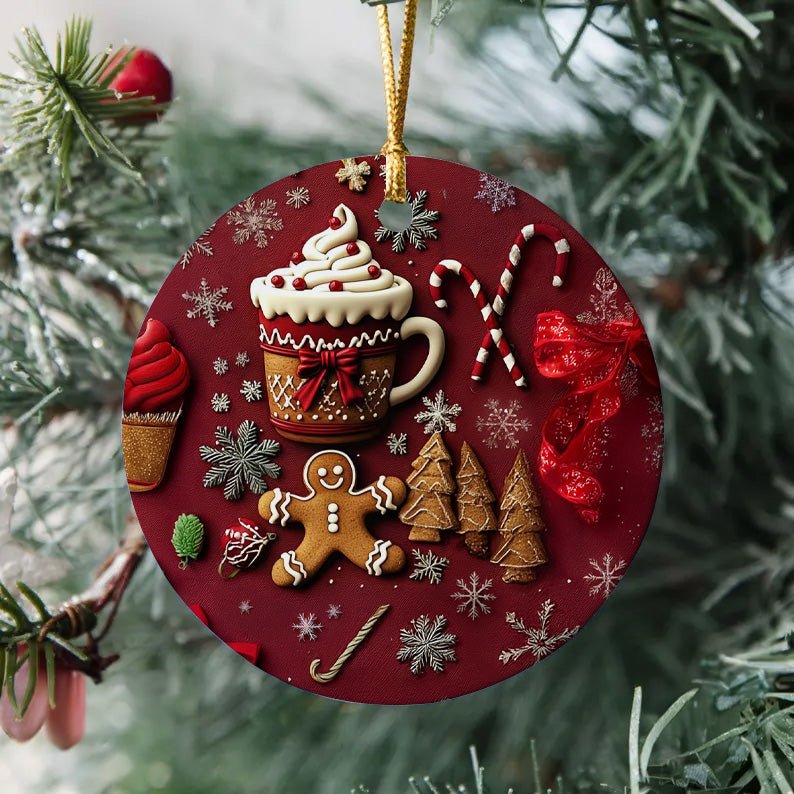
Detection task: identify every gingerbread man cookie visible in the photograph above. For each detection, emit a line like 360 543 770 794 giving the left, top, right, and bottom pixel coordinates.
259 450 407 586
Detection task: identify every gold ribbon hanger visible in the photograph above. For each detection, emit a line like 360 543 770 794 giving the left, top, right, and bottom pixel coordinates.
376 0 419 203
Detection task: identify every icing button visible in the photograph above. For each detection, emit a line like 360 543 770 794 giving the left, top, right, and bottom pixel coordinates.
328 503 338 512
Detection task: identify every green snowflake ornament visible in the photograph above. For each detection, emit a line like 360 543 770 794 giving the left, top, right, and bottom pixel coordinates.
171 513 205 569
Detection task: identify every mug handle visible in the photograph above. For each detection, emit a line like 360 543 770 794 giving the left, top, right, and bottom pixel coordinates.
389 316 446 406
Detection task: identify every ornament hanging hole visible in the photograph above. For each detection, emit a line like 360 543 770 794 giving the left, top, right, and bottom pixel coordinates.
377 200 413 233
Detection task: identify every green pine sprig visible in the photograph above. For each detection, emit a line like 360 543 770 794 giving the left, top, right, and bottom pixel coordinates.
171 514 205 569
0 17 167 191
0 580 92 719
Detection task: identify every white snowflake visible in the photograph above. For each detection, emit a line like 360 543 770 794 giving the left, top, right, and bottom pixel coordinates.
199 420 282 501
179 222 216 268
397 614 457 675
386 432 408 455
499 600 580 665
374 190 440 253
227 196 283 249
182 277 233 328
335 158 371 192
577 267 635 325
285 186 311 209
211 393 231 413
409 548 450 585
415 390 462 434
240 380 263 402
326 604 342 620
213 357 229 376
474 174 516 213
584 552 627 598
239 599 253 615
475 399 530 449
235 351 250 368
452 572 496 620
292 612 323 641
641 396 664 472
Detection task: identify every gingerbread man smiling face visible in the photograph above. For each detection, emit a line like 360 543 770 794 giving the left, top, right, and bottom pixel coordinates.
260 450 407 587
309 455 353 493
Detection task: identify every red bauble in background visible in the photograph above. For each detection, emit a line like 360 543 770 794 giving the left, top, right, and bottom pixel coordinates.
108 48 173 123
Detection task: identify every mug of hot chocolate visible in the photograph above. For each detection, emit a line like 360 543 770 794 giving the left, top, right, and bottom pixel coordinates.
250 203 444 444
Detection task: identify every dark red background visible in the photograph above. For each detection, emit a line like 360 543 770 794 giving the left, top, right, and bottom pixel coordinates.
129 157 663 704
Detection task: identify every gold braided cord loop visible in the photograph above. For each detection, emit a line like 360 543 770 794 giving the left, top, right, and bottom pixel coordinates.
377 0 418 203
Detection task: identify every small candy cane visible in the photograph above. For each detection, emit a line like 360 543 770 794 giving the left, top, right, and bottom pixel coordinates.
309 604 390 684
430 260 527 387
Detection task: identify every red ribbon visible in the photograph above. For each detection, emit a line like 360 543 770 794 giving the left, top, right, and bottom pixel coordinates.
227 641 259 665
190 604 260 665
295 347 363 410
533 310 659 523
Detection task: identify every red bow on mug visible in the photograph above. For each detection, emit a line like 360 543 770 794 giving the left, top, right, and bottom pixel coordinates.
295 347 364 410
533 310 659 524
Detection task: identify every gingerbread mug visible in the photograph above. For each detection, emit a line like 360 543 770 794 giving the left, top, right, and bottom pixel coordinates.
250 203 445 445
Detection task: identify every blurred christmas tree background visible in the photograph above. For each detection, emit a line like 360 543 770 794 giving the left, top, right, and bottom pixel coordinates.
1 1 794 791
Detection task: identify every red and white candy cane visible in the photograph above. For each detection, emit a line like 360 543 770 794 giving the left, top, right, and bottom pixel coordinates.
429 223 569 386
473 223 569 381
430 259 528 387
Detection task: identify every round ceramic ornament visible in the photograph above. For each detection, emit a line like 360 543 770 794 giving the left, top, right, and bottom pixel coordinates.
122 156 664 704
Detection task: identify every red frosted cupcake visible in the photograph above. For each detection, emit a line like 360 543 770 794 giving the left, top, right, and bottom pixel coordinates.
121 319 189 492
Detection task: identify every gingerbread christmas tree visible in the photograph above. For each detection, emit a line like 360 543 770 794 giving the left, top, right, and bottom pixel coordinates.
491 450 547 583
455 442 497 558
399 432 458 542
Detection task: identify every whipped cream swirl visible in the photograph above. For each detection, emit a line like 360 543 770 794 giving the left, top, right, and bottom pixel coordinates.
251 203 412 327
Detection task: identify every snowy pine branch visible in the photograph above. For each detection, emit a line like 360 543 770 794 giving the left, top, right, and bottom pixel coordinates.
0 21 182 419
439 1 782 242
0 18 165 189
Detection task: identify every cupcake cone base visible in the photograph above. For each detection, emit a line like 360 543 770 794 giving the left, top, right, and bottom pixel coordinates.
121 413 179 493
